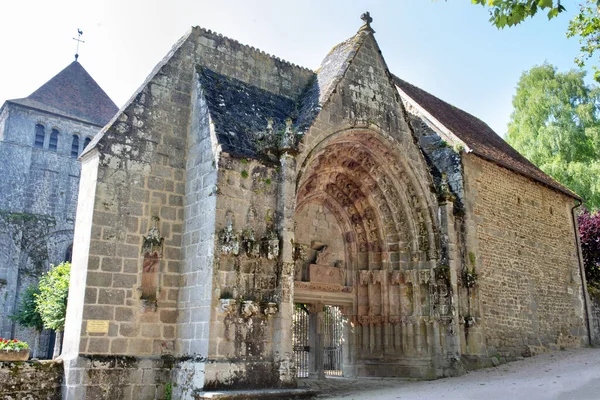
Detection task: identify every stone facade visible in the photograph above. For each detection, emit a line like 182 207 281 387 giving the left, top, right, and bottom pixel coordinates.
0 63 117 357
0 360 63 399
61 17 589 399
462 154 587 357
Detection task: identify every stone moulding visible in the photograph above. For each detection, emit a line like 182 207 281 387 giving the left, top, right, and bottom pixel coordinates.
294 281 353 293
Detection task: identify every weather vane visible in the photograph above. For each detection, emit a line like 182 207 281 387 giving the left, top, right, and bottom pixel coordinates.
73 29 84 61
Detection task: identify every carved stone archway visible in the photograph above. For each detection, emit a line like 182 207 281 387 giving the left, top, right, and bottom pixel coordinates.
293 129 449 378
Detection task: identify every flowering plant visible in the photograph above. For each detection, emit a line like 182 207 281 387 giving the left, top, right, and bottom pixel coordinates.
0 338 29 350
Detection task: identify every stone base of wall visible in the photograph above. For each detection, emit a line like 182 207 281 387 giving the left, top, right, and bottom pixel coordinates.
589 291 600 345
351 355 465 379
0 359 62 399
203 360 286 391
172 358 291 399
62 355 173 400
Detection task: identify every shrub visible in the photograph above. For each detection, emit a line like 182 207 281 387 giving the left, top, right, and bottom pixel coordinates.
35 262 70 331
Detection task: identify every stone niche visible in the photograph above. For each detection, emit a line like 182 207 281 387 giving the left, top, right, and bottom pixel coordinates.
294 202 347 285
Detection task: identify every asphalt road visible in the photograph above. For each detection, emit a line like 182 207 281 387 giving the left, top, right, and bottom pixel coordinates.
316 348 600 400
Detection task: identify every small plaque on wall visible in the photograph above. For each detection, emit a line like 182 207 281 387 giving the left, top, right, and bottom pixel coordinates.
86 320 109 333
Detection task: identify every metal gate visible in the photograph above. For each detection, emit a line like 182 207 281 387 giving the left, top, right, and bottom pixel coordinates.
323 305 343 376
293 304 310 378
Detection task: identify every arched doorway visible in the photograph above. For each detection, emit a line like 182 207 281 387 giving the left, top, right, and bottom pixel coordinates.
292 129 445 378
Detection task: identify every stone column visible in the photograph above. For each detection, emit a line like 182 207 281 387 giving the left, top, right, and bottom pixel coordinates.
273 152 297 386
308 303 325 379
439 193 461 358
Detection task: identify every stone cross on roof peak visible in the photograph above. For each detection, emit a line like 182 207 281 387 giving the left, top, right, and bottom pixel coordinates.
359 11 375 33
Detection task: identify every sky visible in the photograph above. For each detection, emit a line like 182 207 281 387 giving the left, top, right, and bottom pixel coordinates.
0 0 592 137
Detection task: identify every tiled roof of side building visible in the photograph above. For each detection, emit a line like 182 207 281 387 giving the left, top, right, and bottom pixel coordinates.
9 61 118 127
393 75 580 200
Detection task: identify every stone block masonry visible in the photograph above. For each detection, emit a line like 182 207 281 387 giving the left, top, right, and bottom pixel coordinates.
462 154 587 358
0 360 63 399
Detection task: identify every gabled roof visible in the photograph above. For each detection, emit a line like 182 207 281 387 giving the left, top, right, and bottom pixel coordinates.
198 67 297 158
8 61 118 127
393 76 580 200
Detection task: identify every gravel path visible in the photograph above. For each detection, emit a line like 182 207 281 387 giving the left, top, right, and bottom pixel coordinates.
304 348 600 400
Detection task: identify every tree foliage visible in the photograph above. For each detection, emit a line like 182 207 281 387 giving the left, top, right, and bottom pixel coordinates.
472 0 600 81
10 285 44 332
471 0 566 27
35 262 70 332
507 63 600 210
567 1 600 81
578 208 600 290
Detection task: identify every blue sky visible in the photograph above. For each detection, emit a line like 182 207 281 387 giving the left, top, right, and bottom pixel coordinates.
0 0 592 136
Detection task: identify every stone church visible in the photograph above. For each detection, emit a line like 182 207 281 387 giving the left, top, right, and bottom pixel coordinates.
0 61 117 356
62 15 591 399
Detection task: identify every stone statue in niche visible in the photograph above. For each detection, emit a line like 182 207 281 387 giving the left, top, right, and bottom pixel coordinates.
308 244 345 285
315 245 333 265
262 229 280 260
242 229 260 258
219 221 240 256
141 217 163 310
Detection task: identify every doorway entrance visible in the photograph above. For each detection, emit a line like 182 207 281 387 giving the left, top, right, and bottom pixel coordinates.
293 303 345 379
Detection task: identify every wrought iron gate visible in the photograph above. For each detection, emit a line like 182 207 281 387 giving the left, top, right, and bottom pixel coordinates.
293 304 310 378
323 305 343 376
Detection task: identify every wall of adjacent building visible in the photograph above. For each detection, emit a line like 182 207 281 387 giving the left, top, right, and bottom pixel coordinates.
461 153 588 360
0 102 100 357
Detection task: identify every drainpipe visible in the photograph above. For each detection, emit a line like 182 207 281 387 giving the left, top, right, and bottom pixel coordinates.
571 199 593 345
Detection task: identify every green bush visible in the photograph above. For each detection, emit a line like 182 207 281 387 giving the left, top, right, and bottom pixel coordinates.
10 285 44 331
35 262 70 331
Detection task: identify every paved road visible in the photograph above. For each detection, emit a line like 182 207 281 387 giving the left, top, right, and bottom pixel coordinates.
301 348 600 400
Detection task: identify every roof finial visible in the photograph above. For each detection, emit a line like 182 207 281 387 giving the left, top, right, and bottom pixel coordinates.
73 29 85 62
359 11 375 33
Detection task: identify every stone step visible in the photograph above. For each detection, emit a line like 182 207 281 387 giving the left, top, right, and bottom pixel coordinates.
195 388 316 399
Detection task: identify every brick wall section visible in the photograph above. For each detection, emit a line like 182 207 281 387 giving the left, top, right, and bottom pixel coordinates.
63 355 171 400
462 154 587 357
0 360 62 399
171 72 218 398
76 37 195 358
193 27 313 100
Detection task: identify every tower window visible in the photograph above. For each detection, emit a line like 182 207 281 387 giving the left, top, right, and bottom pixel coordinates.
83 137 91 151
49 129 59 151
34 124 45 148
71 135 79 158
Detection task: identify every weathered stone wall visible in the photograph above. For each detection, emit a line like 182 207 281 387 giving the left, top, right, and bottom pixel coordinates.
0 101 101 356
63 355 172 399
0 360 62 399
73 37 194 357
192 27 313 100
462 154 587 359
201 153 281 390
588 291 600 345
171 70 218 398
62 30 197 400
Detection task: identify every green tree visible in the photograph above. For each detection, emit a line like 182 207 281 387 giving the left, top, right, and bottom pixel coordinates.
507 63 600 210
11 285 44 331
35 262 70 358
472 0 600 81
10 285 44 357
